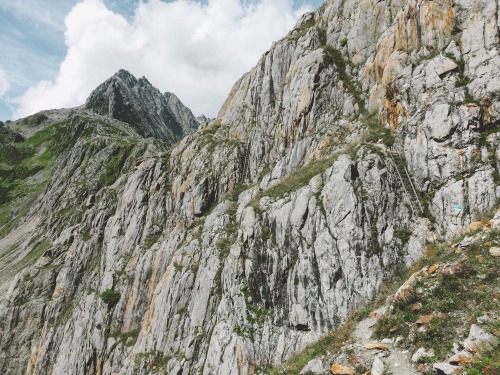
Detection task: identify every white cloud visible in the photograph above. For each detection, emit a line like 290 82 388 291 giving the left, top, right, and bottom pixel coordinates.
14 0 311 119
0 69 9 97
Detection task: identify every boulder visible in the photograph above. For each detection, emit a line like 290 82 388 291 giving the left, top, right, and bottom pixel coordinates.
300 359 324 375
463 324 498 353
433 362 459 375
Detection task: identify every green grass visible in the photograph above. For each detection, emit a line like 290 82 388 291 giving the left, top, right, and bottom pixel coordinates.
479 126 500 148
323 46 364 110
100 145 136 186
267 319 356 375
362 112 395 146
201 119 221 135
144 234 161 248
16 239 51 270
134 350 172 371
224 183 251 202
110 329 140 347
215 202 238 256
0 182 46 238
216 236 233 257
286 17 316 41
248 156 336 209
0 122 67 207
414 50 440 67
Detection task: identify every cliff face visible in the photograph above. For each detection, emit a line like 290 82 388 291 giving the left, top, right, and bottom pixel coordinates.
0 0 498 374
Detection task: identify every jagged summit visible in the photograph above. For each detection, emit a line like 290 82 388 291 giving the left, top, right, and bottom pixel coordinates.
85 69 199 143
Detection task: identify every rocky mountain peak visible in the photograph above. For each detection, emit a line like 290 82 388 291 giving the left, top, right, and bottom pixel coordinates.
111 69 139 85
85 69 199 144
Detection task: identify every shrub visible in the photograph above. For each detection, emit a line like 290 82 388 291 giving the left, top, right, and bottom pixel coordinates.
100 289 120 307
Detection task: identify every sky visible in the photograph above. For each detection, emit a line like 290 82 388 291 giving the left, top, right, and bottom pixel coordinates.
0 0 323 121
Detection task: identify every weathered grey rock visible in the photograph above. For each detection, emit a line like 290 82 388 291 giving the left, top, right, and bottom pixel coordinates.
425 56 458 88
491 211 500 228
371 356 384 375
299 358 324 374
381 338 394 345
477 315 491 324
457 237 473 249
490 247 500 257
433 362 460 375
463 324 499 352
448 350 472 366
411 347 435 363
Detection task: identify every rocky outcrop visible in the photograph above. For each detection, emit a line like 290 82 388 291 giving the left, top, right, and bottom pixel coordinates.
0 0 499 374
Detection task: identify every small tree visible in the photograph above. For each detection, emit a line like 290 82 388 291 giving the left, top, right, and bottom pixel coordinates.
100 289 120 307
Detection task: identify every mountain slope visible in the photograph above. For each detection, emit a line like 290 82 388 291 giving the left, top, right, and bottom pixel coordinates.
0 0 499 374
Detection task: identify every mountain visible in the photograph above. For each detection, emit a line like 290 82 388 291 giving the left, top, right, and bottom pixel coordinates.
85 69 199 143
0 0 499 374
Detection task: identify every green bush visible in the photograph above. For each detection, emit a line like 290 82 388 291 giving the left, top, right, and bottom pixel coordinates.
100 289 121 307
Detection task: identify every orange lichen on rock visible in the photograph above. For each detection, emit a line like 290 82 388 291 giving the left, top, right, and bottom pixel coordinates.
381 86 404 131
427 265 438 275
420 0 455 50
365 343 390 351
330 364 355 375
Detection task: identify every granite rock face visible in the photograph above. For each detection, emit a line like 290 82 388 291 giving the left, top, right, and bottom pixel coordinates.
0 0 499 374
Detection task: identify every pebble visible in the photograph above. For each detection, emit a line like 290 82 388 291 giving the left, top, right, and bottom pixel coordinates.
464 324 499 352
477 315 490 324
